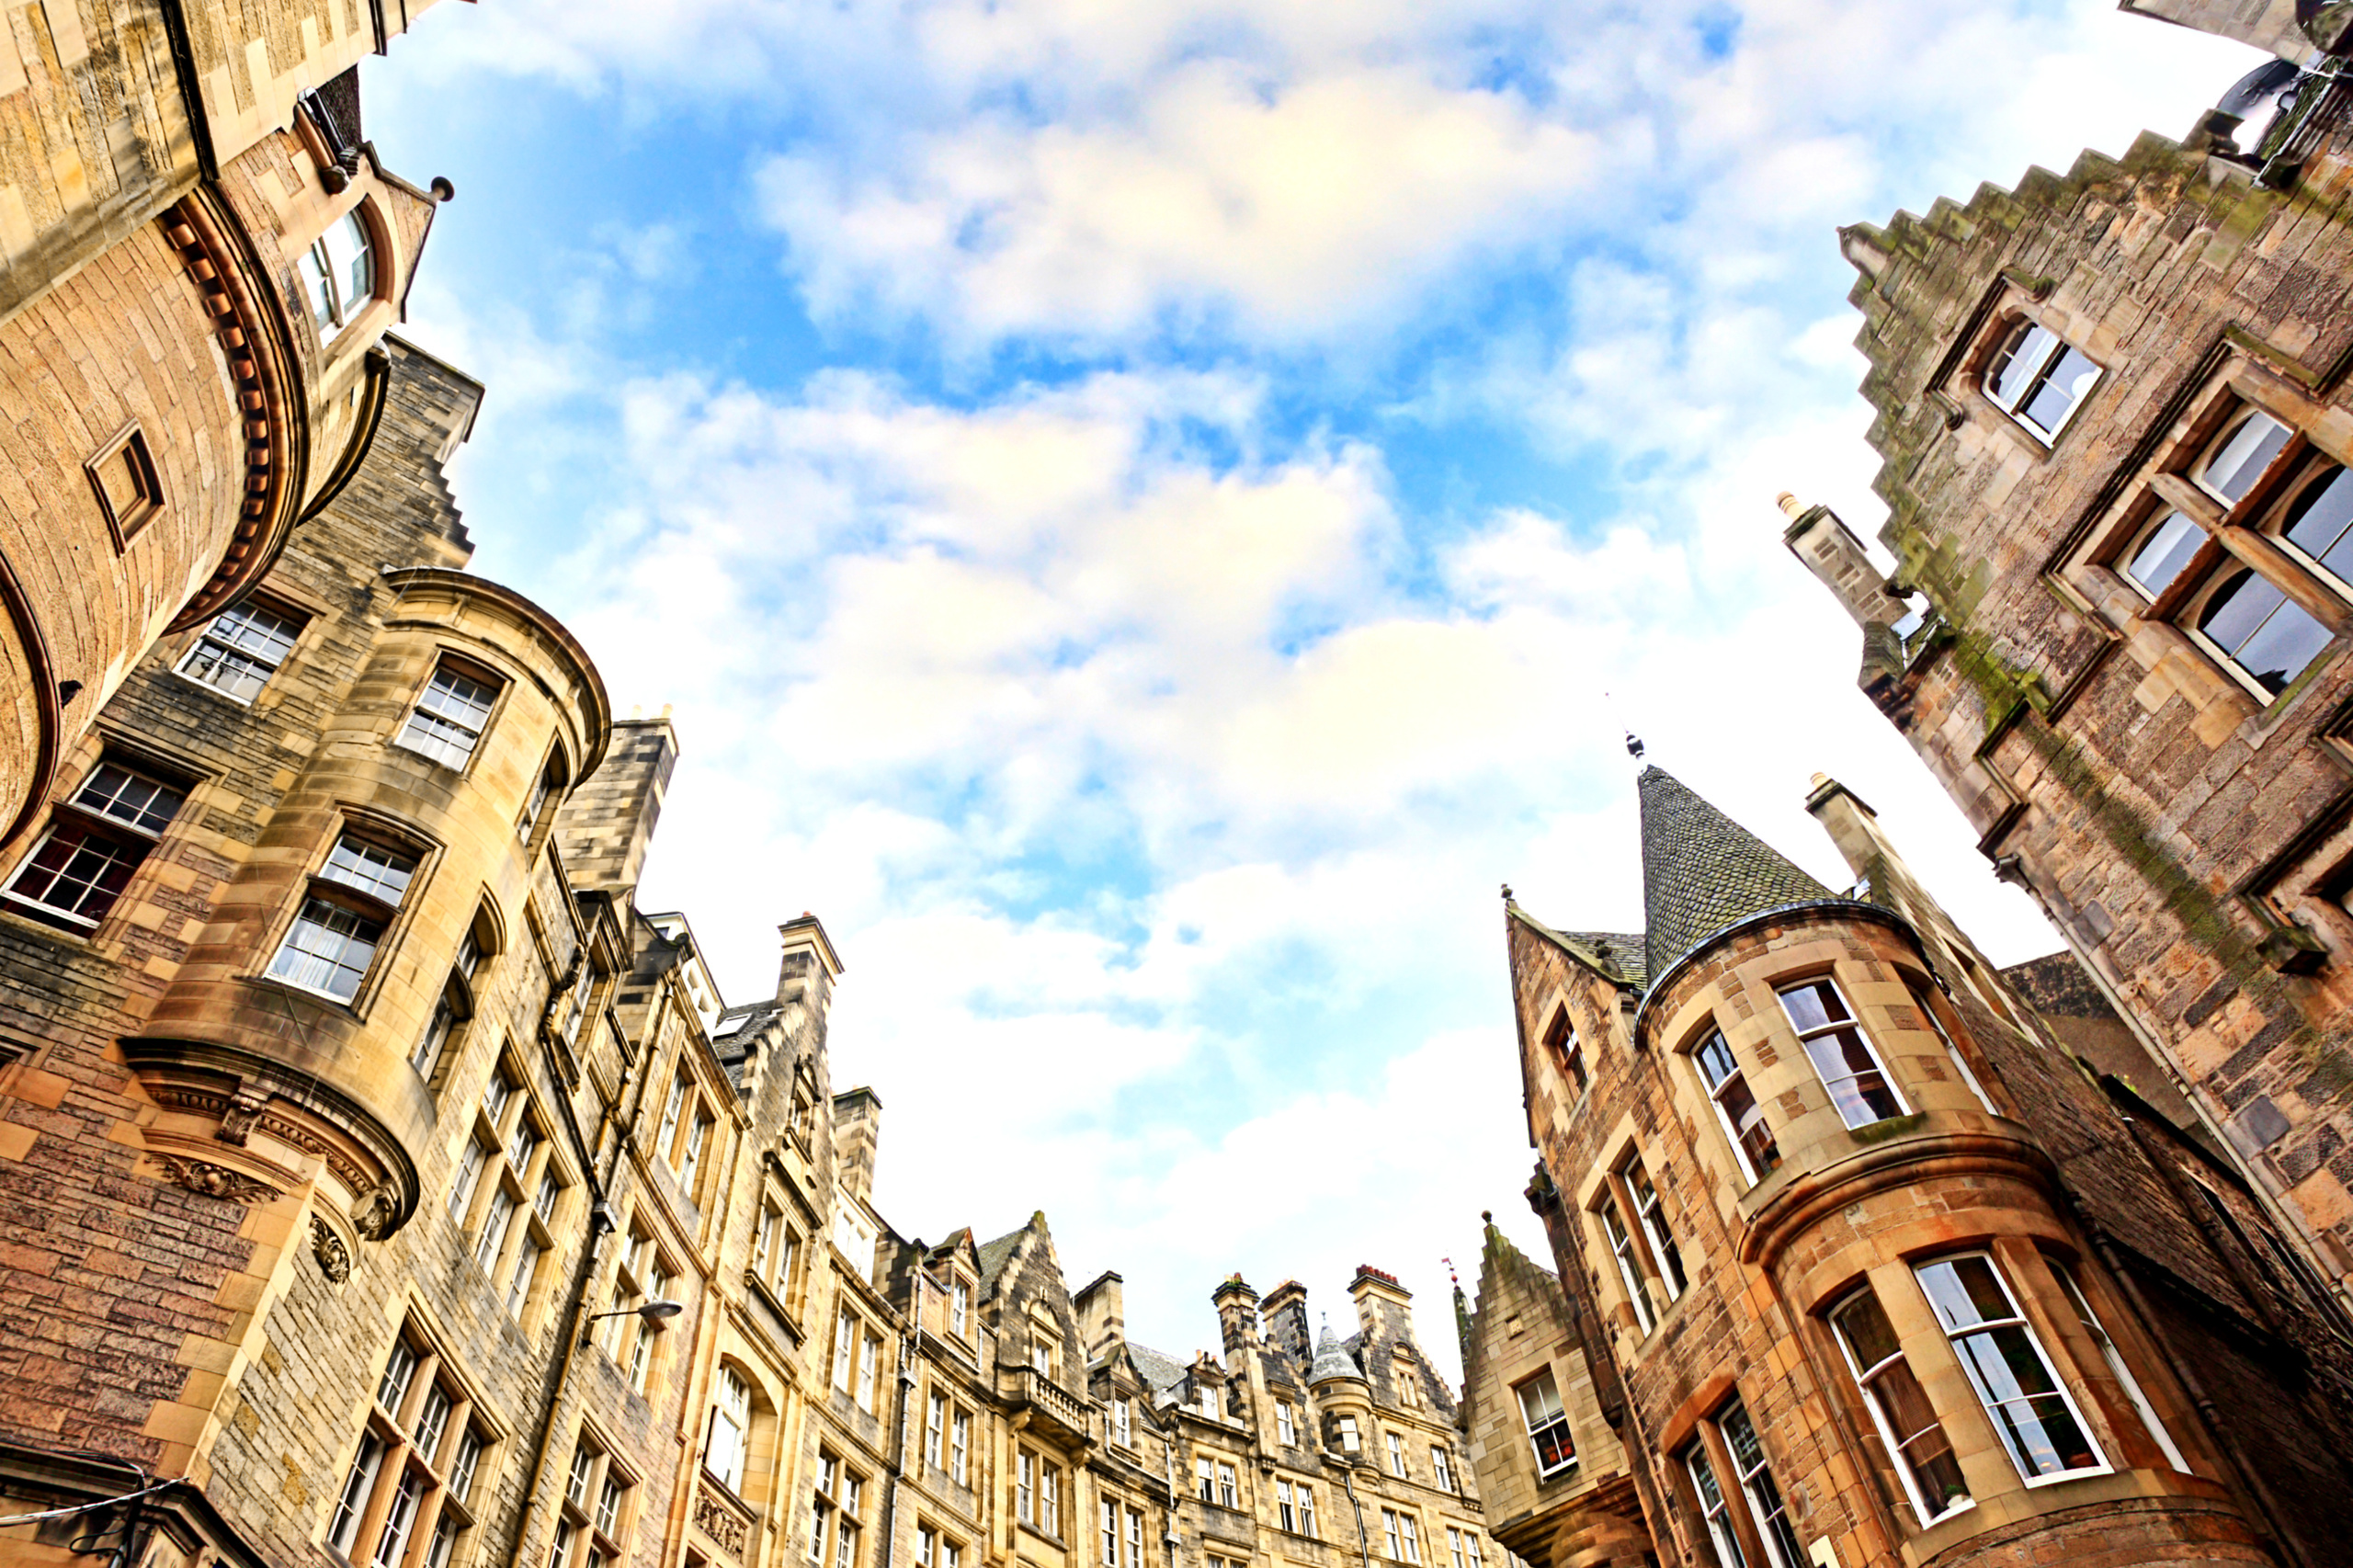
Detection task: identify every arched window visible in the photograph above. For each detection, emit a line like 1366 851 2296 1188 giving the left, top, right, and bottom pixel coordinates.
2193 568 2333 696
708 1367 752 1493
2194 408 2293 505
300 209 377 341
1984 320 2099 442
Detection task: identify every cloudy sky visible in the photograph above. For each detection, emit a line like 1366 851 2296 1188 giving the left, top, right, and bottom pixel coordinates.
367 0 2261 1379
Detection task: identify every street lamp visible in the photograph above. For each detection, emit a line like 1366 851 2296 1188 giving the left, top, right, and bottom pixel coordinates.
580 1299 683 1346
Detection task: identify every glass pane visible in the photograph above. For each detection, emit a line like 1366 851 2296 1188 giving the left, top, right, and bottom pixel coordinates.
1695 1033 1737 1090
2020 347 2098 435
2232 594 2333 693
267 897 385 1000
2200 410 2293 503
2124 511 2205 597
323 836 418 905
2283 465 2353 573
299 244 338 332
335 211 376 313
2199 569 2287 657
7 824 142 920
1987 324 2055 408
1834 1289 1902 1371
1917 1256 2011 1332
1779 982 1836 1033
74 764 184 834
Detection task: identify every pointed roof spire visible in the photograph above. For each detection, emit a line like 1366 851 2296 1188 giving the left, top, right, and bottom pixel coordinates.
1639 766 1833 980
1309 1322 1364 1385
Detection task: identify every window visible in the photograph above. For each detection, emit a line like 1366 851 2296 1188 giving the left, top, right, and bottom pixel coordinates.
1779 979 1905 1128
1394 1356 1420 1408
1465 1536 1482 1568
178 599 304 702
658 1070 717 1194
926 1392 945 1468
456 1055 563 1321
1099 1499 1120 1564
4 759 187 928
755 1205 780 1281
1625 1155 1686 1301
518 754 567 844
397 662 500 771
1277 1480 1299 1533
1380 1511 1420 1565
1599 1203 1656 1334
1544 1007 1587 1095
1516 1372 1575 1478
2195 567 2334 697
1984 319 2099 441
1124 1507 1144 1568
1719 1402 1802 1568
1113 1398 1132 1447
950 1409 971 1484
2120 509 2207 600
1905 979 1998 1116
834 1310 858 1392
1033 1334 1056 1379
329 1324 488 1568
708 1369 753 1494
858 1332 881 1412
1295 1483 1317 1537
1447 1528 1467 1568
602 1226 673 1393
1683 1438 1745 1568
1040 1462 1060 1536
85 423 162 546
1386 1431 1407 1477
2055 1263 2190 1473
2195 408 2293 506
917 1527 938 1568
1275 1402 1295 1446
267 832 418 1004
1431 1447 1454 1492
300 209 376 339
950 1280 971 1335
1915 1254 2104 1482
553 1436 632 1568
1018 1450 1036 1525
1831 1284 1969 1523
1694 1029 1779 1184
1216 1462 1236 1509
811 1451 862 1568
1337 1415 1360 1452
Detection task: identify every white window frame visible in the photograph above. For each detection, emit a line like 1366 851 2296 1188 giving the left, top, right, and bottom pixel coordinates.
176 599 304 703
1516 1371 1575 1479
1777 976 1908 1130
2057 1263 2190 1474
1982 318 2101 445
1915 1252 2109 1486
1692 1028 1778 1186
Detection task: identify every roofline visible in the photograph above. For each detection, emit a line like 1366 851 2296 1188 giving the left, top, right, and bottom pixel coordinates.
381 566 610 777
1631 898 1919 1040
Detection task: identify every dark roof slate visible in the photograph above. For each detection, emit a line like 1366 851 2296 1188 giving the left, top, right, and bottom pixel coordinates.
1639 765 1832 980
976 1228 1024 1290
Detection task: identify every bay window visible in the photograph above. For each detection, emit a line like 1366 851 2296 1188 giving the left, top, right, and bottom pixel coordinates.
1830 1284 1969 1523
1779 978 1905 1127
1915 1254 2104 1483
1694 1029 1779 1183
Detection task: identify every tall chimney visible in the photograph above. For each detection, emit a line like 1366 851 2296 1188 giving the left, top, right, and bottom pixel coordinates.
1778 494 1913 631
554 715 679 903
832 1086 882 1206
1212 1276 1261 1357
1348 1265 1415 1344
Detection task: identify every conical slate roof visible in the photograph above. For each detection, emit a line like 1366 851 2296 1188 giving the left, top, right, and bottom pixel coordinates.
1640 766 1832 980
1308 1324 1364 1385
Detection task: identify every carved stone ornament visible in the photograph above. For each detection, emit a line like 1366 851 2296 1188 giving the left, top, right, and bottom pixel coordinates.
158 1155 278 1205
693 1484 749 1557
312 1217 352 1283
216 1086 270 1147
350 1185 399 1241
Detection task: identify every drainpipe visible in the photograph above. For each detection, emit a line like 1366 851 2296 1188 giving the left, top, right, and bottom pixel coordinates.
881 1271 923 1568
1336 1464 1372 1568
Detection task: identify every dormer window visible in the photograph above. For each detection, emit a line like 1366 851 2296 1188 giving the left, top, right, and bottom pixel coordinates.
300 209 376 342
1984 320 2099 442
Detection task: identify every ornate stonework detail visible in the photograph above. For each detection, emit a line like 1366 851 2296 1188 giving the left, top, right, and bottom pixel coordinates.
350 1185 398 1241
216 1086 270 1146
157 1155 278 1204
693 1485 748 1557
312 1217 351 1283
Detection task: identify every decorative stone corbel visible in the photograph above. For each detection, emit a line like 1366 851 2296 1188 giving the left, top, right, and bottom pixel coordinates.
312 1217 353 1283
157 1155 279 1205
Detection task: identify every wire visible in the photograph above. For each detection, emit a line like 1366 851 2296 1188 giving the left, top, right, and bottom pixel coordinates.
0 1479 174 1528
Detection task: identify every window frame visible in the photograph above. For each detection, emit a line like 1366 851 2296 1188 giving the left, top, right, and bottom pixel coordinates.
2 755 192 933
1542 1006 1587 1096
1777 974 1908 1130
453 1049 567 1325
1828 1281 1971 1527
1980 315 2102 445
1690 1028 1779 1186
264 824 428 1010
1514 1370 1576 1479
2053 1260 2191 1475
326 1322 494 1568
393 656 505 775
1913 1251 2109 1487
175 596 308 705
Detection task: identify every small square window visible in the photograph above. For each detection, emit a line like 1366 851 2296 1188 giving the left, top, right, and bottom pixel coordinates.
85 424 163 550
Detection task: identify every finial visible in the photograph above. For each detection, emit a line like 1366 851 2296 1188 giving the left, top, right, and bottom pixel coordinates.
1442 1256 1460 1289
1776 492 1807 520
1481 1210 1493 1223
1500 882 1514 903
1625 731 1645 762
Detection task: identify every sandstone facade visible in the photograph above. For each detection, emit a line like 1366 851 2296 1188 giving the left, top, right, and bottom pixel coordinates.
1461 767 2353 1568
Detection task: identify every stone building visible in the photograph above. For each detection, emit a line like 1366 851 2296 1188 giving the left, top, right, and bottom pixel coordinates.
1460 763 2353 1568
0 314 1508 1568
1785 14 2353 1322
0 0 457 884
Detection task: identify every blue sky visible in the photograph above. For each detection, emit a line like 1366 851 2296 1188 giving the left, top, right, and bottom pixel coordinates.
366 0 2263 1377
